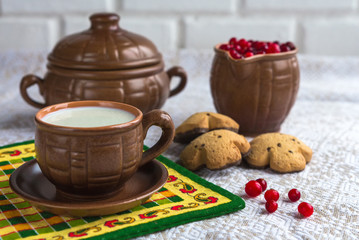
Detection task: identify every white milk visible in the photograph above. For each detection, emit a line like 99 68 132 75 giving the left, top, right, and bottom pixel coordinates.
42 106 136 128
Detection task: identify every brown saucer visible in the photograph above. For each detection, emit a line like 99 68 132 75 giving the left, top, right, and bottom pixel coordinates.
9 159 168 217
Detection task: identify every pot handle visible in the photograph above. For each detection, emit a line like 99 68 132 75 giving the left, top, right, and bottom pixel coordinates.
140 110 175 166
20 74 46 108
167 66 187 97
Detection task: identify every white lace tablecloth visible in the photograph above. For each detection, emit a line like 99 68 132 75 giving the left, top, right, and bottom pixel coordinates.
1 50 359 239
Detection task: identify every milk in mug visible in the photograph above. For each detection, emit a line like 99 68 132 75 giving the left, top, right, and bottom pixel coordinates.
41 106 136 128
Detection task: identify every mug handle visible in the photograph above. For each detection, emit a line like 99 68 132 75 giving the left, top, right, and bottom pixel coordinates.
20 74 46 108
167 66 187 97
140 110 175 166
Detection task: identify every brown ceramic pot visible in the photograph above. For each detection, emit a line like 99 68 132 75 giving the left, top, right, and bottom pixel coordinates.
20 13 187 113
35 100 174 200
210 44 300 135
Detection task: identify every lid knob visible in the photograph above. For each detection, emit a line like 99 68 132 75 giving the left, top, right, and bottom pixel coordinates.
90 13 120 31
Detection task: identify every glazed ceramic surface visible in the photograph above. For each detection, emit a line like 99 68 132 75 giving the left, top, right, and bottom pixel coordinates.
34 100 174 200
210 45 300 135
9 159 168 216
20 13 187 113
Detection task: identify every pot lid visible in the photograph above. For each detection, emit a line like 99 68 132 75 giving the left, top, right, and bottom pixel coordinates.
48 13 162 70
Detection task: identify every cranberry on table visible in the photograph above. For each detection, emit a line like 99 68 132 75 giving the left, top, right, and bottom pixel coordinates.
265 200 278 213
255 178 267 192
245 180 263 197
288 189 301 202
298 202 314 217
264 189 280 202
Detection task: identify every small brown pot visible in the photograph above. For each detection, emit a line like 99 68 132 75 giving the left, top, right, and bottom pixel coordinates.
210 44 300 135
20 13 187 113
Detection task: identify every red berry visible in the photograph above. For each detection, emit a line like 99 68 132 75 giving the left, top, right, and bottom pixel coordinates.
245 47 254 52
244 52 254 58
229 49 243 59
234 44 242 52
298 202 314 217
255 50 266 55
255 178 267 192
238 38 250 48
229 37 237 45
245 180 262 197
219 44 233 51
286 41 296 50
264 189 280 202
280 43 290 52
254 41 267 51
288 189 301 202
266 43 281 54
229 49 237 56
265 200 278 213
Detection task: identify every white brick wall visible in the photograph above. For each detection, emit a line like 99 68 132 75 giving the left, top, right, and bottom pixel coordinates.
2 0 114 13
301 18 359 56
120 16 179 51
122 0 237 13
0 16 59 51
184 16 296 49
245 0 356 11
0 0 359 56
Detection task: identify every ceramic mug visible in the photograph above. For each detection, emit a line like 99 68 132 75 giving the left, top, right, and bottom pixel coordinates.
35 100 174 200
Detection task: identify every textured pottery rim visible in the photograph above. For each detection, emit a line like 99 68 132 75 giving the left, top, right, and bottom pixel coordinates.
214 43 298 63
47 53 163 71
46 60 164 80
35 100 142 132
